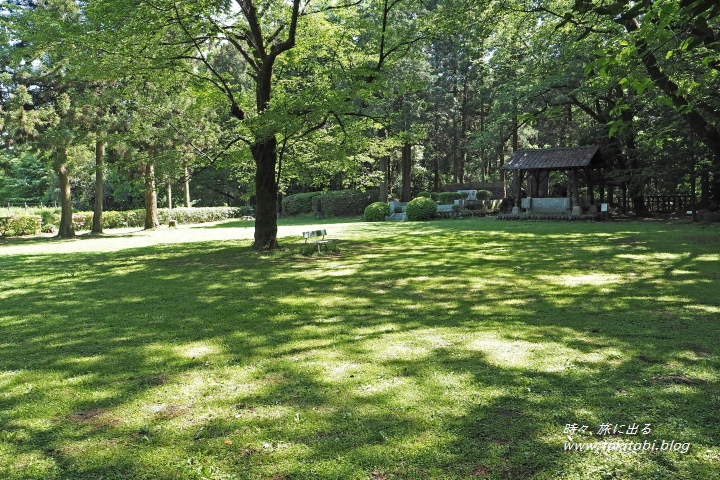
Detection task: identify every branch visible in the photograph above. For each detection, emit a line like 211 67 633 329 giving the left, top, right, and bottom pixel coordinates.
299 0 363 17
171 3 247 120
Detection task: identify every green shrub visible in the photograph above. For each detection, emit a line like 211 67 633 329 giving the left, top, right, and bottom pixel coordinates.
438 192 463 204
282 192 323 215
0 215 42 237
418 191 439 201
71 207 246 230
319 189 379 217
159 207 244 224
101 210 129 228
364 202 391 222
406 197 437 221
476 189 492 200
73 213 91 230
417 192 438 202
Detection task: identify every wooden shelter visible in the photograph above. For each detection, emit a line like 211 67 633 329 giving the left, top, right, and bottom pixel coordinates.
500 146 606 211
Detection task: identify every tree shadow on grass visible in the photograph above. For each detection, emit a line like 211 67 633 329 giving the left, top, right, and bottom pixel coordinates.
0 219 718 479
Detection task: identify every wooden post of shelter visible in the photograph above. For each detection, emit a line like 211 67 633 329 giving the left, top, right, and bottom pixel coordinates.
586 167 595 205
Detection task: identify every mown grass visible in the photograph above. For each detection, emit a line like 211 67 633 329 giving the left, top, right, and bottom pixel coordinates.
1 217 719 480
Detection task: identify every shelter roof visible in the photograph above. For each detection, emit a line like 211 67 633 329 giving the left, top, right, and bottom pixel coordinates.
500 146 605 170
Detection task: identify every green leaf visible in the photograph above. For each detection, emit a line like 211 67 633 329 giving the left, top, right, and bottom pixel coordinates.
665 50 674 59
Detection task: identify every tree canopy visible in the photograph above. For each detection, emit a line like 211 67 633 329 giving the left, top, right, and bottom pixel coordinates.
2 0 718 244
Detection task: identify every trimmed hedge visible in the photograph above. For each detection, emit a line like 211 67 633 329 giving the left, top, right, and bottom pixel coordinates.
406 197 437 221
438 192 464 204
417 191 439 201
319 189 379 217
364 202 391 222
72 207 248 230
0 215 42 237
282 192 324 215
159 207 249 225
283 189 380 217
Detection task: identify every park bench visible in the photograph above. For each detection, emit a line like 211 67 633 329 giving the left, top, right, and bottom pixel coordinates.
303 229 338 253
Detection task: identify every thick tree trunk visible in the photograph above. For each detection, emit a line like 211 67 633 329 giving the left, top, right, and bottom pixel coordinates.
91 140 104 234
378 129 389 202
253 136 279 250
701 170 710 203
144 164 159 229
379 155 389 202
401 143 412 202
230 0 300 250
57 163 74 238
167 182 173 210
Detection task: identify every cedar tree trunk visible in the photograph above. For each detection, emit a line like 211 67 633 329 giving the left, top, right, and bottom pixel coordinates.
91 139 104 234
401 143 412 202
57 163 75 238
252 136 279 250
144 164 159 229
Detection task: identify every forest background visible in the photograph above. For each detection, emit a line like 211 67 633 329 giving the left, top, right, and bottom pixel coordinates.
1 0 719 248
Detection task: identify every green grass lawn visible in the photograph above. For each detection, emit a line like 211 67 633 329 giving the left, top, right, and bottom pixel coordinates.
1 217 719 479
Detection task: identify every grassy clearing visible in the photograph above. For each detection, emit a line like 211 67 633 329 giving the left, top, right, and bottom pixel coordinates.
1 217 719 479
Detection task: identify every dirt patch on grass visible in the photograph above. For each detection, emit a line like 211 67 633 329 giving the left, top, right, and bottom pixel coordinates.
69 409 122 426
494 407 523 418
140 374 169 386
369 472 390 480
471 465 492 476
157 404 190 418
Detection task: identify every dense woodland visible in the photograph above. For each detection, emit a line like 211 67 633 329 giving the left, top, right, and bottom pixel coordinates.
1 0 719 248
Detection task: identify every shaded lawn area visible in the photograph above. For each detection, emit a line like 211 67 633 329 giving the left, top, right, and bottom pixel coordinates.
1 218 719 479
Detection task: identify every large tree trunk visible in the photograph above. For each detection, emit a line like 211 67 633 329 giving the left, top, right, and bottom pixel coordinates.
57 163 74 238
91 139 104 234
253 137 279 250
379 155 389 203
230 0 300 250
144 164 159 229
401 143 412 202
378 129 389 202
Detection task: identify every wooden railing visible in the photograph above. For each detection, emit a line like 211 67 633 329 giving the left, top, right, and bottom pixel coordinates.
644 195 692 213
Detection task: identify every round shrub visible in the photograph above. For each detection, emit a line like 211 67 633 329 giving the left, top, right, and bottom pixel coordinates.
364 202 391 222
476 189 492 200
406 197 437 221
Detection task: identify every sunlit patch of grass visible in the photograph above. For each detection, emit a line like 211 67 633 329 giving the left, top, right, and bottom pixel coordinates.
0 218 719 479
